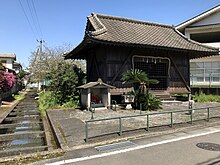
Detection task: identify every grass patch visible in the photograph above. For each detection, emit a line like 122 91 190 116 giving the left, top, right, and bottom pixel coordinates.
38 91 59 115
38 91 78 115
193 92 220 103
14 92 25 101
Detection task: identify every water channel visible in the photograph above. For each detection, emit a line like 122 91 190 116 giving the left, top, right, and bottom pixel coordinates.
0 90 48 157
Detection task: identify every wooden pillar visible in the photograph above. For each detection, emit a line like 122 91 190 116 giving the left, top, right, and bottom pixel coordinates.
87 89 91 110
107 88 111 109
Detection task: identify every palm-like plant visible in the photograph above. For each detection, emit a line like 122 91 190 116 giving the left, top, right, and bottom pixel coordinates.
121 69 160 110
121 69 158 94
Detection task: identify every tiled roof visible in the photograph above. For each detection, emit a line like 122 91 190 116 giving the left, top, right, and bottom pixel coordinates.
87 13 218 52
65 13 219 59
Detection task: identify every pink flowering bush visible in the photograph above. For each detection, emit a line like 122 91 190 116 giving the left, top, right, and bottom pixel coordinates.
0 71 16 90
4 72 16 89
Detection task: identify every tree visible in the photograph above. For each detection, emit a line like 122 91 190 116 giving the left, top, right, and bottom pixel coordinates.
48 61 85 105
121 69 161 110
29 43 86 109
28 43 85 84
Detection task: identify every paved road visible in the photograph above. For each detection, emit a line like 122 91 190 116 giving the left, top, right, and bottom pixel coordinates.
44 127 220 165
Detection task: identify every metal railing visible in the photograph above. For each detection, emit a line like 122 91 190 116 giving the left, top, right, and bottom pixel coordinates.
85 106 220 142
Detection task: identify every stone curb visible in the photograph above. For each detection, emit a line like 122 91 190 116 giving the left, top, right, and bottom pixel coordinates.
0 149 64 164
46 110 69 150
0 90 27 124
0 100 20 124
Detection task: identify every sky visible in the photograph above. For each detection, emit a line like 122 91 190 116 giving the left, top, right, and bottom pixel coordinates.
0 0 220 68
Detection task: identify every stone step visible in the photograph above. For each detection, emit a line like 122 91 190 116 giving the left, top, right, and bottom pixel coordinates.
0 131 45 142
0 122 42 129
0 125 43 133
9 111 40 116
151 90 176 101
14 106 37 109
4 116 41 122
0 137 44 150
12 109 39 113
0 145 48 157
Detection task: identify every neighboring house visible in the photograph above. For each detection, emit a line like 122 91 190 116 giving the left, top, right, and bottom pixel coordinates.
65 13 218 102
176 5 220 94
0 54 16 70
0 54 22 74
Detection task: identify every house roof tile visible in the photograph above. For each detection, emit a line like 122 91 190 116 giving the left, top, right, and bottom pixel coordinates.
65 13 219 59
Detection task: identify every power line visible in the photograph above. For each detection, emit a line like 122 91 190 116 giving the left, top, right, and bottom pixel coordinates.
31 0 43 38
26 0 41 39
18 0 38 40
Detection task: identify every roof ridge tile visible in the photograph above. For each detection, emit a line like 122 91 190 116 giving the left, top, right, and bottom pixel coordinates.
87 13 107 36
94 13 173 29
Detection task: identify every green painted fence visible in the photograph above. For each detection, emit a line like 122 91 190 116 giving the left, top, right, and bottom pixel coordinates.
85 106 220 142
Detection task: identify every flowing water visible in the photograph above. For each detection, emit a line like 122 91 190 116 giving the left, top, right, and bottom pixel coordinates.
0 90 48 157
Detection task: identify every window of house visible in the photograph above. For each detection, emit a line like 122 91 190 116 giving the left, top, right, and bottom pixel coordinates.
1 60 6 63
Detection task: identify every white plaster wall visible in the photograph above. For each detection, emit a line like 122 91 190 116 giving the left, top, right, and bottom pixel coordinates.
0 58 13 69
81 94 88 108
190 12 220 27
203 42 220 49
6 59 13 69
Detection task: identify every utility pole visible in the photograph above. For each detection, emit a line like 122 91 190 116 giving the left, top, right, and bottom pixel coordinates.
38 40 43 60
36 39 44 90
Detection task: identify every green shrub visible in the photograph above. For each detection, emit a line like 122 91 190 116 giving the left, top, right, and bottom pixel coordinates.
133 92 161 111
38 91 58 113
38 91 79 114
62 99 78 108
145 93 162 110
193 92 220 102
48 62 85 105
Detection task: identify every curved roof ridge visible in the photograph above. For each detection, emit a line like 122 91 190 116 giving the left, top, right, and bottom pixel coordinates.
94 13 173 28
87 13 107 36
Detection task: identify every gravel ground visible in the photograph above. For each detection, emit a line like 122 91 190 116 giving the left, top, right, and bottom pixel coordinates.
47 102 220 148
67 102 220 135
69 102 220 122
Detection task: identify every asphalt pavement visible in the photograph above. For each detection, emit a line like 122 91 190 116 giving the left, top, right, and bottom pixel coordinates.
69 130 220 165
31 125 220 165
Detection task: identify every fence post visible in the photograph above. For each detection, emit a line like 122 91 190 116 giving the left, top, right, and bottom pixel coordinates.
170 112 173 127
85 121 88 143
90 102 95 120
119 117 122 136
140 103 142 114
147 114 149 131
207 108 210 121
190 109 193 124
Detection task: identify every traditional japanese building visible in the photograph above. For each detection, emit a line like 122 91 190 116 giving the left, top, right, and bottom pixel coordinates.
65 13 219 101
